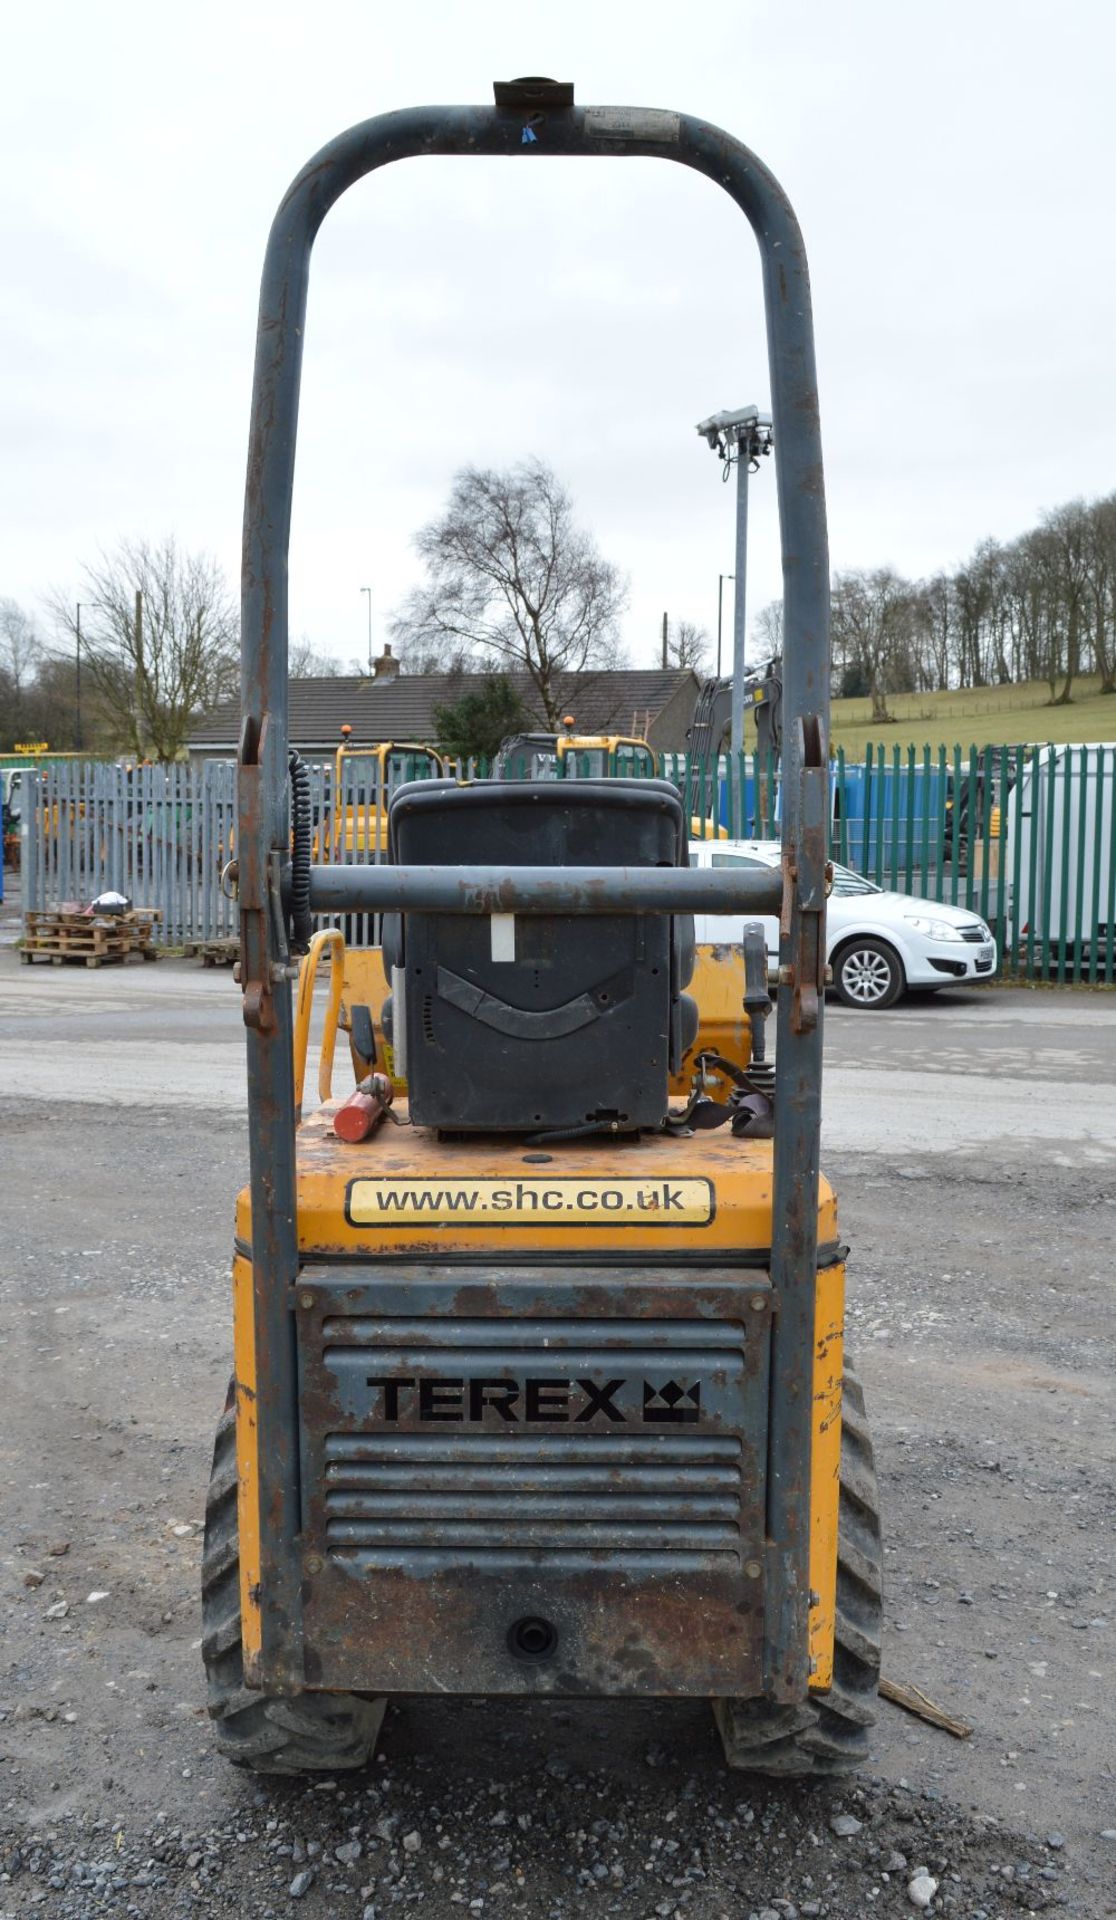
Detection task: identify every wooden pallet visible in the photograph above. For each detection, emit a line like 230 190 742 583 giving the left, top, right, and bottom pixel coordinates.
22 945 135 969
182 937 240 967
21 908 162 968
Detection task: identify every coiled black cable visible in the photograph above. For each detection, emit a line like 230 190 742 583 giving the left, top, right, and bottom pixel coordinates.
288 749 313 953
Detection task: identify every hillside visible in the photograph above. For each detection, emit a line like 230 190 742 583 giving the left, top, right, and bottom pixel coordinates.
754 674 1116 758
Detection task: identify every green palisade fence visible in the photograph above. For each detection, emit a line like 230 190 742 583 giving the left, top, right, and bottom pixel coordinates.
660 742 1114 985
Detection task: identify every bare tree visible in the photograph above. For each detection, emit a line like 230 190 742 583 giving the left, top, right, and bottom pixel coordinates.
289 637 354 678
667 619 709 672
47 538 238 760
830 568 916 724
392 636 480 676
0 599 43 747
752 599 784 664
1037 501 1091 704
391 460 627 727
1085 495 1116 695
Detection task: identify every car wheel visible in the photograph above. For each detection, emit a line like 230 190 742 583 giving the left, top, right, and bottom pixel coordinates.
832 938 904 1010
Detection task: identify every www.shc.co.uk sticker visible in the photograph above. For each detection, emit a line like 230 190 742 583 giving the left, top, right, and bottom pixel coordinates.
345 1176 715 1229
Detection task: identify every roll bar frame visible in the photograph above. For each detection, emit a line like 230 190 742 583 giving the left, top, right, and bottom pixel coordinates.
237 93 830 1699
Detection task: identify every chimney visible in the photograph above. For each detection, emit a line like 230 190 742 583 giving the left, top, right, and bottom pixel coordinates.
373 643 400 681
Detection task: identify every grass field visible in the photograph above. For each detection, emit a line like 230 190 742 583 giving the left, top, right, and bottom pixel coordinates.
809 674 1116 758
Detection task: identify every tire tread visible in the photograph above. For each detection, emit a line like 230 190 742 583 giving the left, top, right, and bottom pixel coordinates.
715 1363 882 1777
202 1382 385 1774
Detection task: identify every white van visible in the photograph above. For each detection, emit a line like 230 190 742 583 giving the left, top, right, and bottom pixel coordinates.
1009 744 1115 960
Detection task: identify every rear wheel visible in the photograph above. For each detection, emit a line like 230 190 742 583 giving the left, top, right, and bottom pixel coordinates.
832 938 904 1009
202 1390 386 1773
713 1366 882 1776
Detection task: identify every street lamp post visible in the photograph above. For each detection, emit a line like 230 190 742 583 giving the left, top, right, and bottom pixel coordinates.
75 603 83 753
360 586 372 672
716 572 735 679
695 406 774 763
696 408 774 837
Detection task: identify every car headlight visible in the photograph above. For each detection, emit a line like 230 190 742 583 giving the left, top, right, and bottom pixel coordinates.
903 913 966 942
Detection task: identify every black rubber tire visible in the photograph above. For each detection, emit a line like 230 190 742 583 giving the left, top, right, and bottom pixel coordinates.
713 1365 883 1776
202 1391 385 1774
831 937 905 1010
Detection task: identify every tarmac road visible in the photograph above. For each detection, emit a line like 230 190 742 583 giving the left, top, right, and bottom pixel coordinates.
1 949 1113 1917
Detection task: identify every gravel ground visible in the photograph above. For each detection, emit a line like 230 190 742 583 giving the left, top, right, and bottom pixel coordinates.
0 955 1113 1917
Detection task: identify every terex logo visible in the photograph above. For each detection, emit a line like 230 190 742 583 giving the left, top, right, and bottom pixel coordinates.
365 1375 702 1425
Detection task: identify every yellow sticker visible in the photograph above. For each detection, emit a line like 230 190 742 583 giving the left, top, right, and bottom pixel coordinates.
346 1176 715 1229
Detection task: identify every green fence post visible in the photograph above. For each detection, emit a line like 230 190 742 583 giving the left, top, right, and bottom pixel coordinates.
1088 746 1104 987
918 744 930 898
1007 742 1023 979
903 744 915 893
977 749 993 932
836 746 848 864
863 742 873 878
1098 744 1106 990
933 746 946 903
998 741 1014 967
889 744 901 891
874 744 887 887
1038 745 1057 981
1056 746 1074 985
1023 746 1039 981
1072 742 1089 986
950 745 962 906
964 745 979 915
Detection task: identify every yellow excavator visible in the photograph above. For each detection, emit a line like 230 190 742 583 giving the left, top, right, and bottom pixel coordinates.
314 734 445 861
204 81 880 1780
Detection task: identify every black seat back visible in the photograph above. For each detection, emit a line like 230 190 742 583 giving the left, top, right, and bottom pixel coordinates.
386 779 693 1133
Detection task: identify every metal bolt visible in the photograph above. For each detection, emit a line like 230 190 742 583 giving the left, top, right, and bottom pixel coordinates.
778 963 794 986
749 1294 767 1312
299 1292 314 1309
823 965 833 985
744 1559 763 1580
304 1553 323 1575
808 1588 821 1608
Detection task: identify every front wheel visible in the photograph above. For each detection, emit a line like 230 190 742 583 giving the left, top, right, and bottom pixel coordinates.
831 937 904 1009
713 1366 882 1775
202 1389 386 1774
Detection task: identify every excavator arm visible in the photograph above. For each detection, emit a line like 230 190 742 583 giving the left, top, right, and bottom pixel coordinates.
686 663 783 828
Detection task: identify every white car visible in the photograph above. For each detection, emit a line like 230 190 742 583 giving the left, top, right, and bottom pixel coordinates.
690 838 998 1009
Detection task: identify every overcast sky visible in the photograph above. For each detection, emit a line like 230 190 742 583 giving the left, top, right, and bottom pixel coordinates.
4 0 1115 679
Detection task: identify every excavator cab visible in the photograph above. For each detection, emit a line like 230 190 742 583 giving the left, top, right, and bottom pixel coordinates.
495 728 657 781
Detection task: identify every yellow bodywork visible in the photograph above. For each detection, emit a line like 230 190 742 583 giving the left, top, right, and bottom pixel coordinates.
254 929 844 1700
233 1112 843 1692
298 943 756 1106
232 1252 262 1671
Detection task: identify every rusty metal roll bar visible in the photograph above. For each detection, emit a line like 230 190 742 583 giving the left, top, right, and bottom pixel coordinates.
306 862 785 917
238 88 830 1698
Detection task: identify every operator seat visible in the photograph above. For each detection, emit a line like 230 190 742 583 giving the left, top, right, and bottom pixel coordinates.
383 779 697 1133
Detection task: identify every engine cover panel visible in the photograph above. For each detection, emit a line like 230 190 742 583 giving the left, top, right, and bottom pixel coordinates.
295 1265 771 1695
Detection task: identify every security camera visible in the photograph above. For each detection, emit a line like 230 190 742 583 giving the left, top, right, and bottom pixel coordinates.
709 405 761 433
695 405 772 453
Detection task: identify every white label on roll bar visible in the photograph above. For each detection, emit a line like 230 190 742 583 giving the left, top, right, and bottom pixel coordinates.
490 913 516 963
585 108 681 142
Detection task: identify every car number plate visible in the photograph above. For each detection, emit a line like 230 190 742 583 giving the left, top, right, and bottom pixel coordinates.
979 944 994 963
